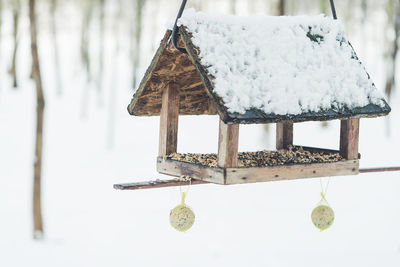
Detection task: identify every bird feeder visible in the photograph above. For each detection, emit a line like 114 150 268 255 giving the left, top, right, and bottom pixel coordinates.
115 10 391 190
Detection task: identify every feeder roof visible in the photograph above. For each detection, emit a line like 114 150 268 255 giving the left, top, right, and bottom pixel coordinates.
128 10 390 124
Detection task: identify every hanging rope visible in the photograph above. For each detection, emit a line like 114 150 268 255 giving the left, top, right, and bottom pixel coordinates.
329 0 338 20
171 0 339 54
171 0 187 54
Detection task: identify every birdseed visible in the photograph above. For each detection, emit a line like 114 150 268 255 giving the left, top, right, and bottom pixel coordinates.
168 145 344 168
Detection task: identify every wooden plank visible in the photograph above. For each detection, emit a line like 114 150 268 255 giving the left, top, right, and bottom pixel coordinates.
359 167 400 173
276 122 293 149
225 160 359 185
114 179 209 190
128 31 172 115
340 119 360 160
158 83 180 157
114 164 400 190
157 157 225 184
217 119 239 168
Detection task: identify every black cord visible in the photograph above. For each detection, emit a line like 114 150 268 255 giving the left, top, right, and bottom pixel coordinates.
171 0 337 54
172 0 188 54
329 0 338 20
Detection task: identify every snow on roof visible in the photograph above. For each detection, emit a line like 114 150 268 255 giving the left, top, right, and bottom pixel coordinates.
177 9 386 116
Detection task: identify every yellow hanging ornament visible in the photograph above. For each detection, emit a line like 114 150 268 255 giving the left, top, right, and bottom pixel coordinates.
311 192 335 231
170 192 195 232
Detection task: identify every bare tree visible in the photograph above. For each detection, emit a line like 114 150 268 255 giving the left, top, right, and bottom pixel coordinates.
106 0 123 149
131 0 145 89
29 0 45 240
361 0 368 24
0 0 2 46
385 0 400 100
50 0 62 96
80 0 94 119
0 0 3 80
320 0 328 14
278 0 285 15
81 0 94 79
229 0 236 14
97 0 106 105
9 0 20 88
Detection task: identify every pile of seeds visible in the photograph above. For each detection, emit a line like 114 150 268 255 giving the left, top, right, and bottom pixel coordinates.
168 145 343 168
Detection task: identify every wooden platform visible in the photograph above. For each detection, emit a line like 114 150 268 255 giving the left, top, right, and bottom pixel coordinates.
157 147 359 185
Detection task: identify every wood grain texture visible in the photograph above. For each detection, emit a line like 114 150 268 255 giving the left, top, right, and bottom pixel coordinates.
276 122 293 149
225 160 359 185
115 163 400 190
128 30 216 117
218 119 239 168
340 119 360 160
157 157 225 184
127 28 390 123
114 179 209 190
159 83 180 157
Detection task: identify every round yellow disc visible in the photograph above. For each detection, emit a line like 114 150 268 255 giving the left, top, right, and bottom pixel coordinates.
170 204 195 232
311 205 335 231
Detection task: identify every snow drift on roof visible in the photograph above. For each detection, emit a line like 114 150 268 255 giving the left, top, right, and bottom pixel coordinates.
177 9 385 116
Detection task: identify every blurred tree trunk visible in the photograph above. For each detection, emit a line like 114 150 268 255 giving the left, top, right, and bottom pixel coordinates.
271 0 285 16
229 0 236 14
345 0 355 26
131 0 145 89
385 0 400 100
80 0 94 119
278 0 285 15
29 0 45 240
50 0 62 96
150 0 159 50
0 0 2 50
98 0 105 105
361 0 368 24
189 0 202 10
264 0 285 137
320 0 328 14
107 0 122 149
0 0 2 83
9 0 20 88
81 0 94 79
248 0 257 13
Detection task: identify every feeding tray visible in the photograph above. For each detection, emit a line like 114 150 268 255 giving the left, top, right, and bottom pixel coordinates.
115 11 391 190
158 146 358 185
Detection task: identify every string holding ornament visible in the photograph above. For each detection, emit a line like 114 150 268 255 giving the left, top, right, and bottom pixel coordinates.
311 177 335 231
169 176 195 232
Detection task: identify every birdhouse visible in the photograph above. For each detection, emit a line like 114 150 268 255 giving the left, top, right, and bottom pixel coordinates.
125 11 390 186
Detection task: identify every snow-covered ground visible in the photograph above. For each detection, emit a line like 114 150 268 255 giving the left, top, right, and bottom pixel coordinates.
0 2 399 267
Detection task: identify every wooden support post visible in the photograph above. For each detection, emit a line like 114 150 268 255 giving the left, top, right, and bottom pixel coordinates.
340 119 360 160
276 122 293 150
218 119 239 168
159 83 180 157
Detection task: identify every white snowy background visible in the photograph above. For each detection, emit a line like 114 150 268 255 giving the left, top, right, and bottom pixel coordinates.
0 1 399 266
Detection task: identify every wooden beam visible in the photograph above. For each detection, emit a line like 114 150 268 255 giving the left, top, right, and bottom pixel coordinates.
359 167 400 173
340 119 360 160
114 179 209 191
157 157 225 184
225 160 359 185
115 164 400 190
217 119 239 168
276 122 293 149
159 83 180 157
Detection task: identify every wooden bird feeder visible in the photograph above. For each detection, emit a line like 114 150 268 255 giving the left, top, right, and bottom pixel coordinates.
115 11 391 190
